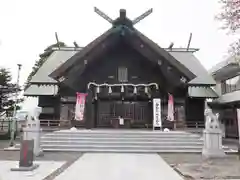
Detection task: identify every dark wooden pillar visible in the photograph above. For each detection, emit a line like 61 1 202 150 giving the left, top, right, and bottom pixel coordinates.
54 95 61 120
85 88 95 129
185 97 189 127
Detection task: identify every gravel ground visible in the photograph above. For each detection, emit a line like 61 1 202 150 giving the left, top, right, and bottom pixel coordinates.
160 153 240 180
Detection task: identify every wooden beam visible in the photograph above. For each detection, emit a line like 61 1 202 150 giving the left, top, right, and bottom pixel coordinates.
132 8 153 25
94 7 113 24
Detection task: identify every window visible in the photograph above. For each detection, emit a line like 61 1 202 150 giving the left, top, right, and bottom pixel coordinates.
221 75 240 94
118 66 128 82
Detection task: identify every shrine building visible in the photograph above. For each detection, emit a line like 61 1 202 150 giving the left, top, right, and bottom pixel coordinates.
24 8 218 129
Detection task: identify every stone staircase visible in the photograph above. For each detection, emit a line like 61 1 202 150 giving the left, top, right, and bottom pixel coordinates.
7 129 236 153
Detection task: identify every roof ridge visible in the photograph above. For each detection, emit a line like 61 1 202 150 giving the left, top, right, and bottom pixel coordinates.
51 47 83 51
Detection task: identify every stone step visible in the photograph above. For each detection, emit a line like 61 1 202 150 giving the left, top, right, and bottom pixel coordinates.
38 144 205 150
9 144 236 153
44 133 201 139
36 130 204 153
41 137 202 142
14 141 203 148
40 140 203 146
10 130 235 154
51 130 196 136
4 146 204 153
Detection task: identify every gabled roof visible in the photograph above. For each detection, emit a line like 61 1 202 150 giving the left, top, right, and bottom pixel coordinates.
25 48 214 96
169 51 216 85
24 84 58 96
208 55 238 74
50 29 115 78
30 49 78 84
48 7 215 86
208 55 240 81
188 86 218 98
29 8 215 90
188 74 216 85
133 30 215 85
50 26 215 86
130 29 196 80
50 25 198 82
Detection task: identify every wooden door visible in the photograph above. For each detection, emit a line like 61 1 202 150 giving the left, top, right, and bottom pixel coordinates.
97 100 150 128
131 102 150 128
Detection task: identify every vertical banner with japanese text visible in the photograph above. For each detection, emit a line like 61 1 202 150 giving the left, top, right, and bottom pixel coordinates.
75 92 87 121
153 98 162 128
167 93 174 121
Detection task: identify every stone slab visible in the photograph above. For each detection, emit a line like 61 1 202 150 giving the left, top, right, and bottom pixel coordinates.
54 153 184 180
0 161 65 180
11 164 39 171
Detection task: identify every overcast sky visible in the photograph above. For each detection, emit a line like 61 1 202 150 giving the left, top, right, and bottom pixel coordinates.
0 0 238 88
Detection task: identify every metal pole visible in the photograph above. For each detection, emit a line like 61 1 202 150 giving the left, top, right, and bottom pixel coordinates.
9 64 22 147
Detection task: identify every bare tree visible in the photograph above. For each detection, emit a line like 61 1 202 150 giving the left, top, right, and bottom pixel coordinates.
216 0 240 57
216 0 240 32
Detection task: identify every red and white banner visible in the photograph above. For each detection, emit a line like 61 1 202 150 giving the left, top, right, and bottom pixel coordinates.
167 93 174 121
75 92 87 121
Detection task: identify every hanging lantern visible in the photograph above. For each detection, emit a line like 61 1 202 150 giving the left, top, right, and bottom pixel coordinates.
96 86 100 93
94 93 98 100
108 86 112 94
121 85 124 93
148 93 151 99
133 86 137 94
144 86 148 94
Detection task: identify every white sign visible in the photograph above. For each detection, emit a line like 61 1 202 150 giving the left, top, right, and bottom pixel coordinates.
119 117 124 125
237 109 240 144
153 98 162 128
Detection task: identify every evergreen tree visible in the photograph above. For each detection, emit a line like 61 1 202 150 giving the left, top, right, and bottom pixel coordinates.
24 42 66 89
0 68 22 116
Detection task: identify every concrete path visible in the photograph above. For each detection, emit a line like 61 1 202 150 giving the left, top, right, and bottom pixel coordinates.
0 161 64 180
54 153 184 180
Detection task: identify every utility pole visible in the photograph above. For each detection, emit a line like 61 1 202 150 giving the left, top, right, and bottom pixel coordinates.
9 64 22 147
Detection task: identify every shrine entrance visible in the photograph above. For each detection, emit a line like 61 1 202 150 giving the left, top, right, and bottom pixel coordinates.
96 100 151 129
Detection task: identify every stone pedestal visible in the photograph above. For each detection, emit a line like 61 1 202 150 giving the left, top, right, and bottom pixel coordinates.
23 107 43 157
202 103 225 158
202 129 225 158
